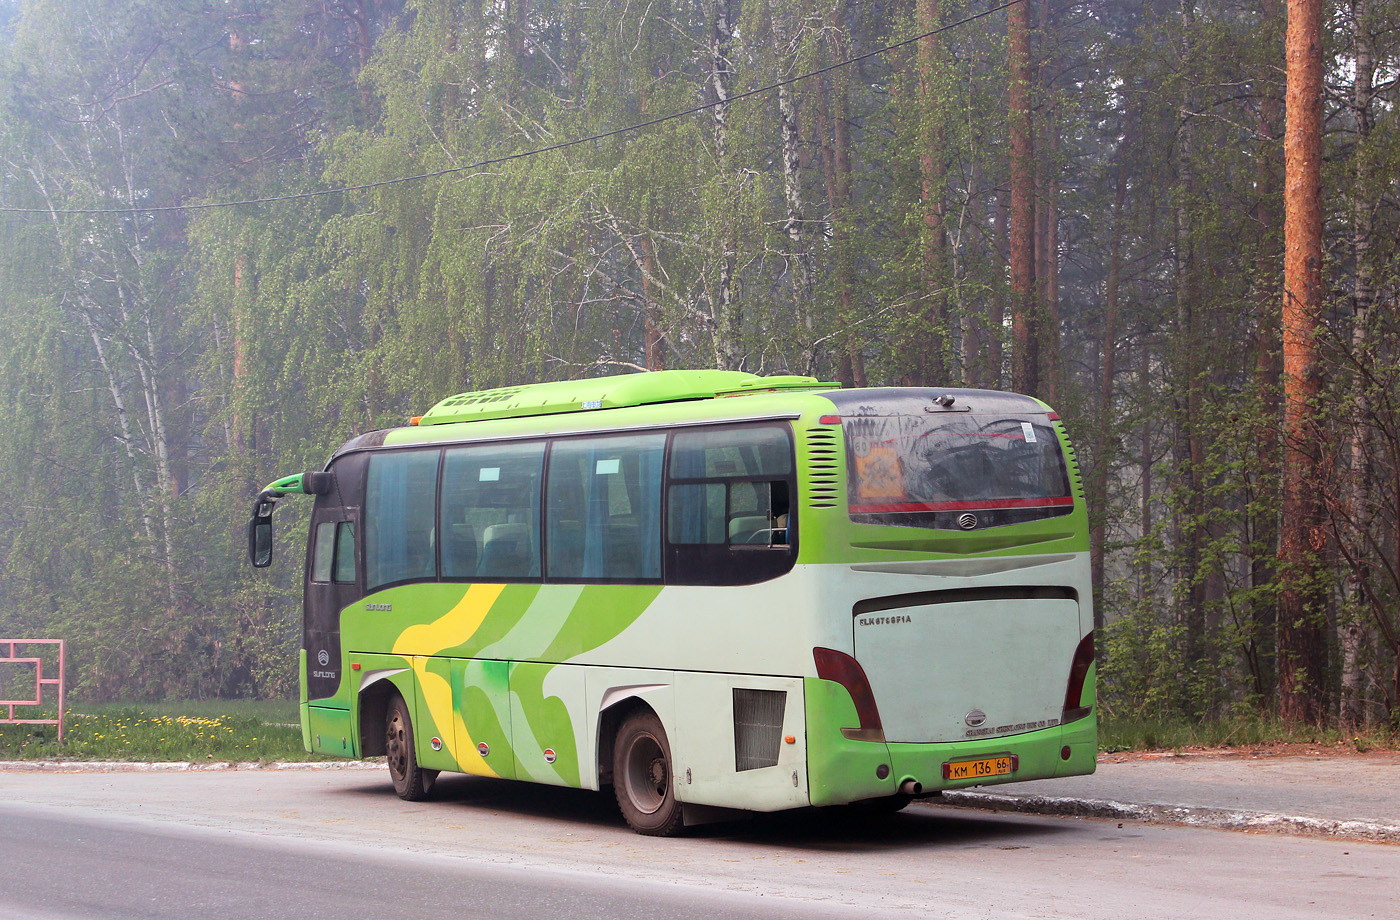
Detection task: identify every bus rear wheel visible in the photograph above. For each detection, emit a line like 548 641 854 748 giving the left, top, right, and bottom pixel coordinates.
386 694 437 801
613 710 683 836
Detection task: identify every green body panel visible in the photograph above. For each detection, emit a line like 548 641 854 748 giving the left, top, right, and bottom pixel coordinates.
412 656 459 772
885 722 1092 792
453 658 515 778
510 662 582 786
803 677 898 805
297 649 312 752
306 705 354 757
336 583 664 785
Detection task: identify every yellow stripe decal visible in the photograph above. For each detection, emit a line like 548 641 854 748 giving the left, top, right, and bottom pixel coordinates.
392 583 506 656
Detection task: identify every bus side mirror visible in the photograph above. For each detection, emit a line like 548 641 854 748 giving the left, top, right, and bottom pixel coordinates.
302 471 334 495
248 499 276 567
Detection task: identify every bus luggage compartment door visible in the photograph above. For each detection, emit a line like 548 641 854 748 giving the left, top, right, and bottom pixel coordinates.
852 590 1079 744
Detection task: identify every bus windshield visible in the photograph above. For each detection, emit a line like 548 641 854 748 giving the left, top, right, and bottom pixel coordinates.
844 413 1072 528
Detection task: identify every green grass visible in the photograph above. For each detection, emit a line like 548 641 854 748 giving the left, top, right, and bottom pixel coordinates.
1100 715 1398 753
0 701 333 763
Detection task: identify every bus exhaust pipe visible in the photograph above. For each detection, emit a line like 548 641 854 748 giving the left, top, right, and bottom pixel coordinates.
899 779 922 796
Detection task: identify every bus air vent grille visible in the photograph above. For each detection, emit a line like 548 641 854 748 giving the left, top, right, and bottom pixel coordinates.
805 427 841 508
733 688 787 771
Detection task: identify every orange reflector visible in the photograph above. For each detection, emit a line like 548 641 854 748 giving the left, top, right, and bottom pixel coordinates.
784 735 796 744
408 416 423 426
350 662 361 670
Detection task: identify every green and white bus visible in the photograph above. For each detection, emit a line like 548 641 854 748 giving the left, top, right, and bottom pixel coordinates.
249 370 1096 835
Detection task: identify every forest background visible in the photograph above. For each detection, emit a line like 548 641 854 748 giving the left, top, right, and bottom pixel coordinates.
0 0 1396 732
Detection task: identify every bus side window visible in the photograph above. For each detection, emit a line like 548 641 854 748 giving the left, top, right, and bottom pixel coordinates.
311 522 336 583
364 450 441 590
666 425 796 585
441 441 544 581
546 434 665 581
332 522 356 584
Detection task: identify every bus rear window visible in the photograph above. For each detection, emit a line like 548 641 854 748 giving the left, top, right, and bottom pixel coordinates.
844 414 1072 530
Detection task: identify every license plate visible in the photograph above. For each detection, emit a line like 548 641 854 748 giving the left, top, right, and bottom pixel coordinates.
943 755 1016 781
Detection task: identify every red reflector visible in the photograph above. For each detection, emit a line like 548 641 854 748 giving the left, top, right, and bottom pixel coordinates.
819 415 841 425
350 662 361 671
813 647 883 739
1046 412 1060 421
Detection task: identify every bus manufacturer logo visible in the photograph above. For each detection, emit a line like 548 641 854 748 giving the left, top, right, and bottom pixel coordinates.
965 709 987 728
317 649 330 666
365 602 392 611
958 512 978 530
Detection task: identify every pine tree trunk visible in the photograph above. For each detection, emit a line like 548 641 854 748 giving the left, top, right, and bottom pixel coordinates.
1340 0 1375 728
1278 0 1329 724
989 186 1008 388
916 0 951 386
815 23 860 386
1008 0 1037 396
1091 126 1130 630
772 0 817 373
1251 0 1285 707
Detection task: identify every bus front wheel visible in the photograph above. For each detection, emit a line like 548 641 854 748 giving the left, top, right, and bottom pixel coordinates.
386 694 438 801
613 710 683 836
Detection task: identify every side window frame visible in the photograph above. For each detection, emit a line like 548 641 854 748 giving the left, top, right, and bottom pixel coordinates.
663 422 797 586
332 522 357 584
543 431 666 584
363 448 442 592
438 439 546 583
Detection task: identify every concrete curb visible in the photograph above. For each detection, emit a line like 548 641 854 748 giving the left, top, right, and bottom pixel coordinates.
932 790 1400 845
0 760 383 773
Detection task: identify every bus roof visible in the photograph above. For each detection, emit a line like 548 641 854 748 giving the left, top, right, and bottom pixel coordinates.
413 370 835 426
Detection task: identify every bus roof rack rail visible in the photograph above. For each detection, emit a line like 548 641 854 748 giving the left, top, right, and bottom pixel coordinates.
413 370 838 427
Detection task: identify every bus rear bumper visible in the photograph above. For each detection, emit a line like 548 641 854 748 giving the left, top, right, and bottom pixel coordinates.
806 674 1096 806
884 715 1097 796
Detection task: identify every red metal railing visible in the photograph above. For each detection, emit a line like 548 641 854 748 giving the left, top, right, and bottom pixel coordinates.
0 639 65 742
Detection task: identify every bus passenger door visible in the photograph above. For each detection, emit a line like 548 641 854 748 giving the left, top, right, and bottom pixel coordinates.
305 505 361 703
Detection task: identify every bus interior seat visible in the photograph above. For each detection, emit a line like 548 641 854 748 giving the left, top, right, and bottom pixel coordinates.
728 515 769 546
404 528 435 578
478 522 534 577
606 519 640 575
446 523 478 576
550 520 584 576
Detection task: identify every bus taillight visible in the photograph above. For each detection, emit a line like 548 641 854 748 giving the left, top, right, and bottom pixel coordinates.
813 647 885 743
1063 631 1095 723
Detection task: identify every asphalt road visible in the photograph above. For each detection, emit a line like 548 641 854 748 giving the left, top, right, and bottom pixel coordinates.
2 768 1396 919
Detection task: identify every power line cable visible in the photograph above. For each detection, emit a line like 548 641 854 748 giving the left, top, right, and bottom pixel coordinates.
0 0 1024 216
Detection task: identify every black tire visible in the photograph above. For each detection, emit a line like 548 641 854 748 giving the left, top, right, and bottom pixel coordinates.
613 709 684 836
386 694 438 801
